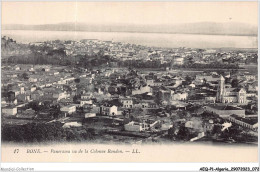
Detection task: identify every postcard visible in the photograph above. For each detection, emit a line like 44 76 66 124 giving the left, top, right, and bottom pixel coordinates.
1 1 258 169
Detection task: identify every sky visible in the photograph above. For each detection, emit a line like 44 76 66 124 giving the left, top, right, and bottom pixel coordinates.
2 1 258 26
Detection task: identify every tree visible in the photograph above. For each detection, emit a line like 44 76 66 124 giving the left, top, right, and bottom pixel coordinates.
28 101 41 112
21 72 29 80
7 91 15 102
231 78 239 88
184 75 193 85
74 78 80 83
168 124 180 139
177 125 190 140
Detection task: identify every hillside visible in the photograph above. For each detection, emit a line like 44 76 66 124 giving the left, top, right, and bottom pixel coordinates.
1 36 31 58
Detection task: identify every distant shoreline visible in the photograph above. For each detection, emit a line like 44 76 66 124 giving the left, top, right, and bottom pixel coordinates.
2 29 258 37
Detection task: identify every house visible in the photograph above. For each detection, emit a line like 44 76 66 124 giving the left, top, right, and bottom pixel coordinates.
204 105 245 118
146 78 154 86
132 86 152 95
124 121 149 132
161 123 173 130
37 110 53 119
153 80 164 87
1 98 7 106
195 74 219 84
247 81 258 92
185 117 204 132
228 114 258 131
80 99 93 107
100 103 118 116
205 96 216 103
31 90 44 101
85 112 96 118
189 83 196 89
60 105 76 115
158 88 172 102
15 66 21 71
53 90 68 101
43 88 68 101
171 92 188 101
172 76 184 88
2 106 17 115
120 97 133 108
244 74 256 80
81 93 93 100
16 94 30 103
246 91 257 98
170 101 188 110
30 86 37 92
16 108 36 119
138 100 158 109
29 77 37 83
203 120 215 133
42 67 50 72
172 56 184 65
145 74 157 86
28 67 34 72
84 106 99 117
9 89 20 97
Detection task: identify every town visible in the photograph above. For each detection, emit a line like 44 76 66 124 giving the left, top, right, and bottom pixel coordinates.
1 36 258 145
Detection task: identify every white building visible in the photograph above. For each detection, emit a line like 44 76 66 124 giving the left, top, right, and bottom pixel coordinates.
120 98 133 108
124 121 149 132
81 93 93 100
29 78 37 83
205 97 216 103
2 106 17 115
161 123 173 130
80 99 93 107
173 57 184 65
60 105 76 115
62 122 82 128
171 92 188 101
100 105 118 116
29 87 36 93
132 86 152 95
85 113 96 118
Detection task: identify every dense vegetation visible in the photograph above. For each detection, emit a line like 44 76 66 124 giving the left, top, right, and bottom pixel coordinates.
1 122 95 143
172 62 239 69
118 59 168 69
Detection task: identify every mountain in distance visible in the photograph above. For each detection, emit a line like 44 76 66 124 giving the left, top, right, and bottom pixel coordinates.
2 22 257 36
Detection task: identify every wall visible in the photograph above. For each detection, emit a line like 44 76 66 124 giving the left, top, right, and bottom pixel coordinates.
205 106 245 118
124 123 141 132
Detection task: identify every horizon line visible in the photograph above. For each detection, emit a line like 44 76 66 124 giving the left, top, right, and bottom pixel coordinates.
2 21 258 26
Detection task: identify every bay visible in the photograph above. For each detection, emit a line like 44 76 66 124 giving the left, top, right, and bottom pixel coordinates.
2 30 258 49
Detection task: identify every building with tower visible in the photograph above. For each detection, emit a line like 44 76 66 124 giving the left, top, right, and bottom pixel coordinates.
216 75 247 104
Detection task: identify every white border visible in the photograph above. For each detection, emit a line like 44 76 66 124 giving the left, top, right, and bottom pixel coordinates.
0 0 259 171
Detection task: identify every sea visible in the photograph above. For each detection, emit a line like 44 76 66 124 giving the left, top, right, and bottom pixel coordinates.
1 30 258 49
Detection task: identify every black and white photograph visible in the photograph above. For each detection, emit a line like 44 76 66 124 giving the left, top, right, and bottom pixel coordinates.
0 1 258 169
